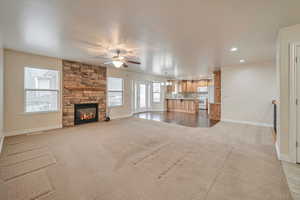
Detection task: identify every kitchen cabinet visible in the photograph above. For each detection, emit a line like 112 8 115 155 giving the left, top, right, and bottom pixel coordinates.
167 80 176 93
180 80 198 93
167 80 209 94
166 99 199 113
192 81 198 92
187 81 198 93
186 81 192 93
178 80 185 93
181 80 187 93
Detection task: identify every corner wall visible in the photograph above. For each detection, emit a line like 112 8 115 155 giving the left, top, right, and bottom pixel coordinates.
4 50 63 136
221 62 276 127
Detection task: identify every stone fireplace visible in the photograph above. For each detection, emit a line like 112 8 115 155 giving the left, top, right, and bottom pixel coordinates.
62 60 106 127
74 103 98 125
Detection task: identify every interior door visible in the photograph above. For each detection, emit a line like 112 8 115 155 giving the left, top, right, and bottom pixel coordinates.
135 81 149 113
296 45 300 162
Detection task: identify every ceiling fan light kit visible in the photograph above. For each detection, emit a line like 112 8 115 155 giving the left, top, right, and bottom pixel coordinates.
112 60 124 68
95 48 141 68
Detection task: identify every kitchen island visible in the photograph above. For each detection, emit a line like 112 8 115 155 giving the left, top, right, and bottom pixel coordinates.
166 98 199 114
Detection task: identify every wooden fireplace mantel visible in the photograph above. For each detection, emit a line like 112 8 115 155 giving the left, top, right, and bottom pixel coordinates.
64 86 104 91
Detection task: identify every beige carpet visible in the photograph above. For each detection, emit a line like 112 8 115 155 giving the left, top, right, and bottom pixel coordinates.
283 161 300 199
0 117 292 200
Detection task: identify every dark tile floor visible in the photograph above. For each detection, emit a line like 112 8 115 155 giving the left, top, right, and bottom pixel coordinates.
133 111 219 128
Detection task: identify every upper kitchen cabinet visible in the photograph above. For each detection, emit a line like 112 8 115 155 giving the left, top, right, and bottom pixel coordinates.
186 81 193 93
192 81 198 93
167 80 177 93
179 80 187 93
183 80 199 93
166 80 210 94
188 81 199 93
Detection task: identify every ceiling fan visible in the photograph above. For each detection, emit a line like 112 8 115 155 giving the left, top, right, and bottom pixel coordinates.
102 49 141 68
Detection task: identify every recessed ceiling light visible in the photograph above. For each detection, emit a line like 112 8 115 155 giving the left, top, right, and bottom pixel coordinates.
230 47 238 52
240 59 245 63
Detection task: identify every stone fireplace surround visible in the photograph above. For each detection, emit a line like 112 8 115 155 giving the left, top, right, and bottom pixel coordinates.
74 103 99 125
62 60 106 127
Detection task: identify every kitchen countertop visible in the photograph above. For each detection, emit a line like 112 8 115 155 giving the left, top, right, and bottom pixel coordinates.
165 98 200 101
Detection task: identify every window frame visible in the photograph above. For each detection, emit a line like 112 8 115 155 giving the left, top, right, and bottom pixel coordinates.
152 82 162 103
107 77 124 107
24 67 60 114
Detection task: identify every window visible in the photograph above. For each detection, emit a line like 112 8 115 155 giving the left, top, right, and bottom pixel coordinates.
24 67 59 113
152 82 161 103
108 77 123 107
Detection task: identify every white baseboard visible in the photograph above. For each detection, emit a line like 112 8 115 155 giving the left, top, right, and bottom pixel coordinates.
0 136 4 154
110 114 133 120
280 154 292 163
275 141 281 160
5 124 62 137
274 139 293 163
133 109 166 114
149 109 166 112
221 119 273 128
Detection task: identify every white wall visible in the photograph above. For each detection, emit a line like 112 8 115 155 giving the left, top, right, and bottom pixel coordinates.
0 36 4 150
4 50 63 136
221 62 276 127
107 67 167 119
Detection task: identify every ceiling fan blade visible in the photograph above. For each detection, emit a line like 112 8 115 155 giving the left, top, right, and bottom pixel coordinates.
126 60 141 65
104 61 113 65
123 63 129 68
79 40 105 48
91 55 110 59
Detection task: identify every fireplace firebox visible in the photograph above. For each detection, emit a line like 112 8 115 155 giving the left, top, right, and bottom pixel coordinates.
74 103 98 125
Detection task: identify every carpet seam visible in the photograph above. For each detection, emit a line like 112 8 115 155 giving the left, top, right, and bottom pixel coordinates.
132 143 171 166
202 147 234 200
2 156 56 182
0 152 50 167
157 150 190 180
6 146 47 156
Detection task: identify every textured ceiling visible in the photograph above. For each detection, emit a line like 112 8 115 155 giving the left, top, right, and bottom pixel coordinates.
0 0 300 78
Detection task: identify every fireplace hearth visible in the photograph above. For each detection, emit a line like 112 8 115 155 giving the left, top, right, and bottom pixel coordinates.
74 103 98 125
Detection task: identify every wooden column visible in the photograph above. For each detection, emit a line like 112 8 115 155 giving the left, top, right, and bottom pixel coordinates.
209 71 221 121
214 71 221 103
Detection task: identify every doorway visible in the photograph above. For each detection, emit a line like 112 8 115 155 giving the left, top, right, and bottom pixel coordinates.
289 43 300 163
135 81 150 113
295 44 300 162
